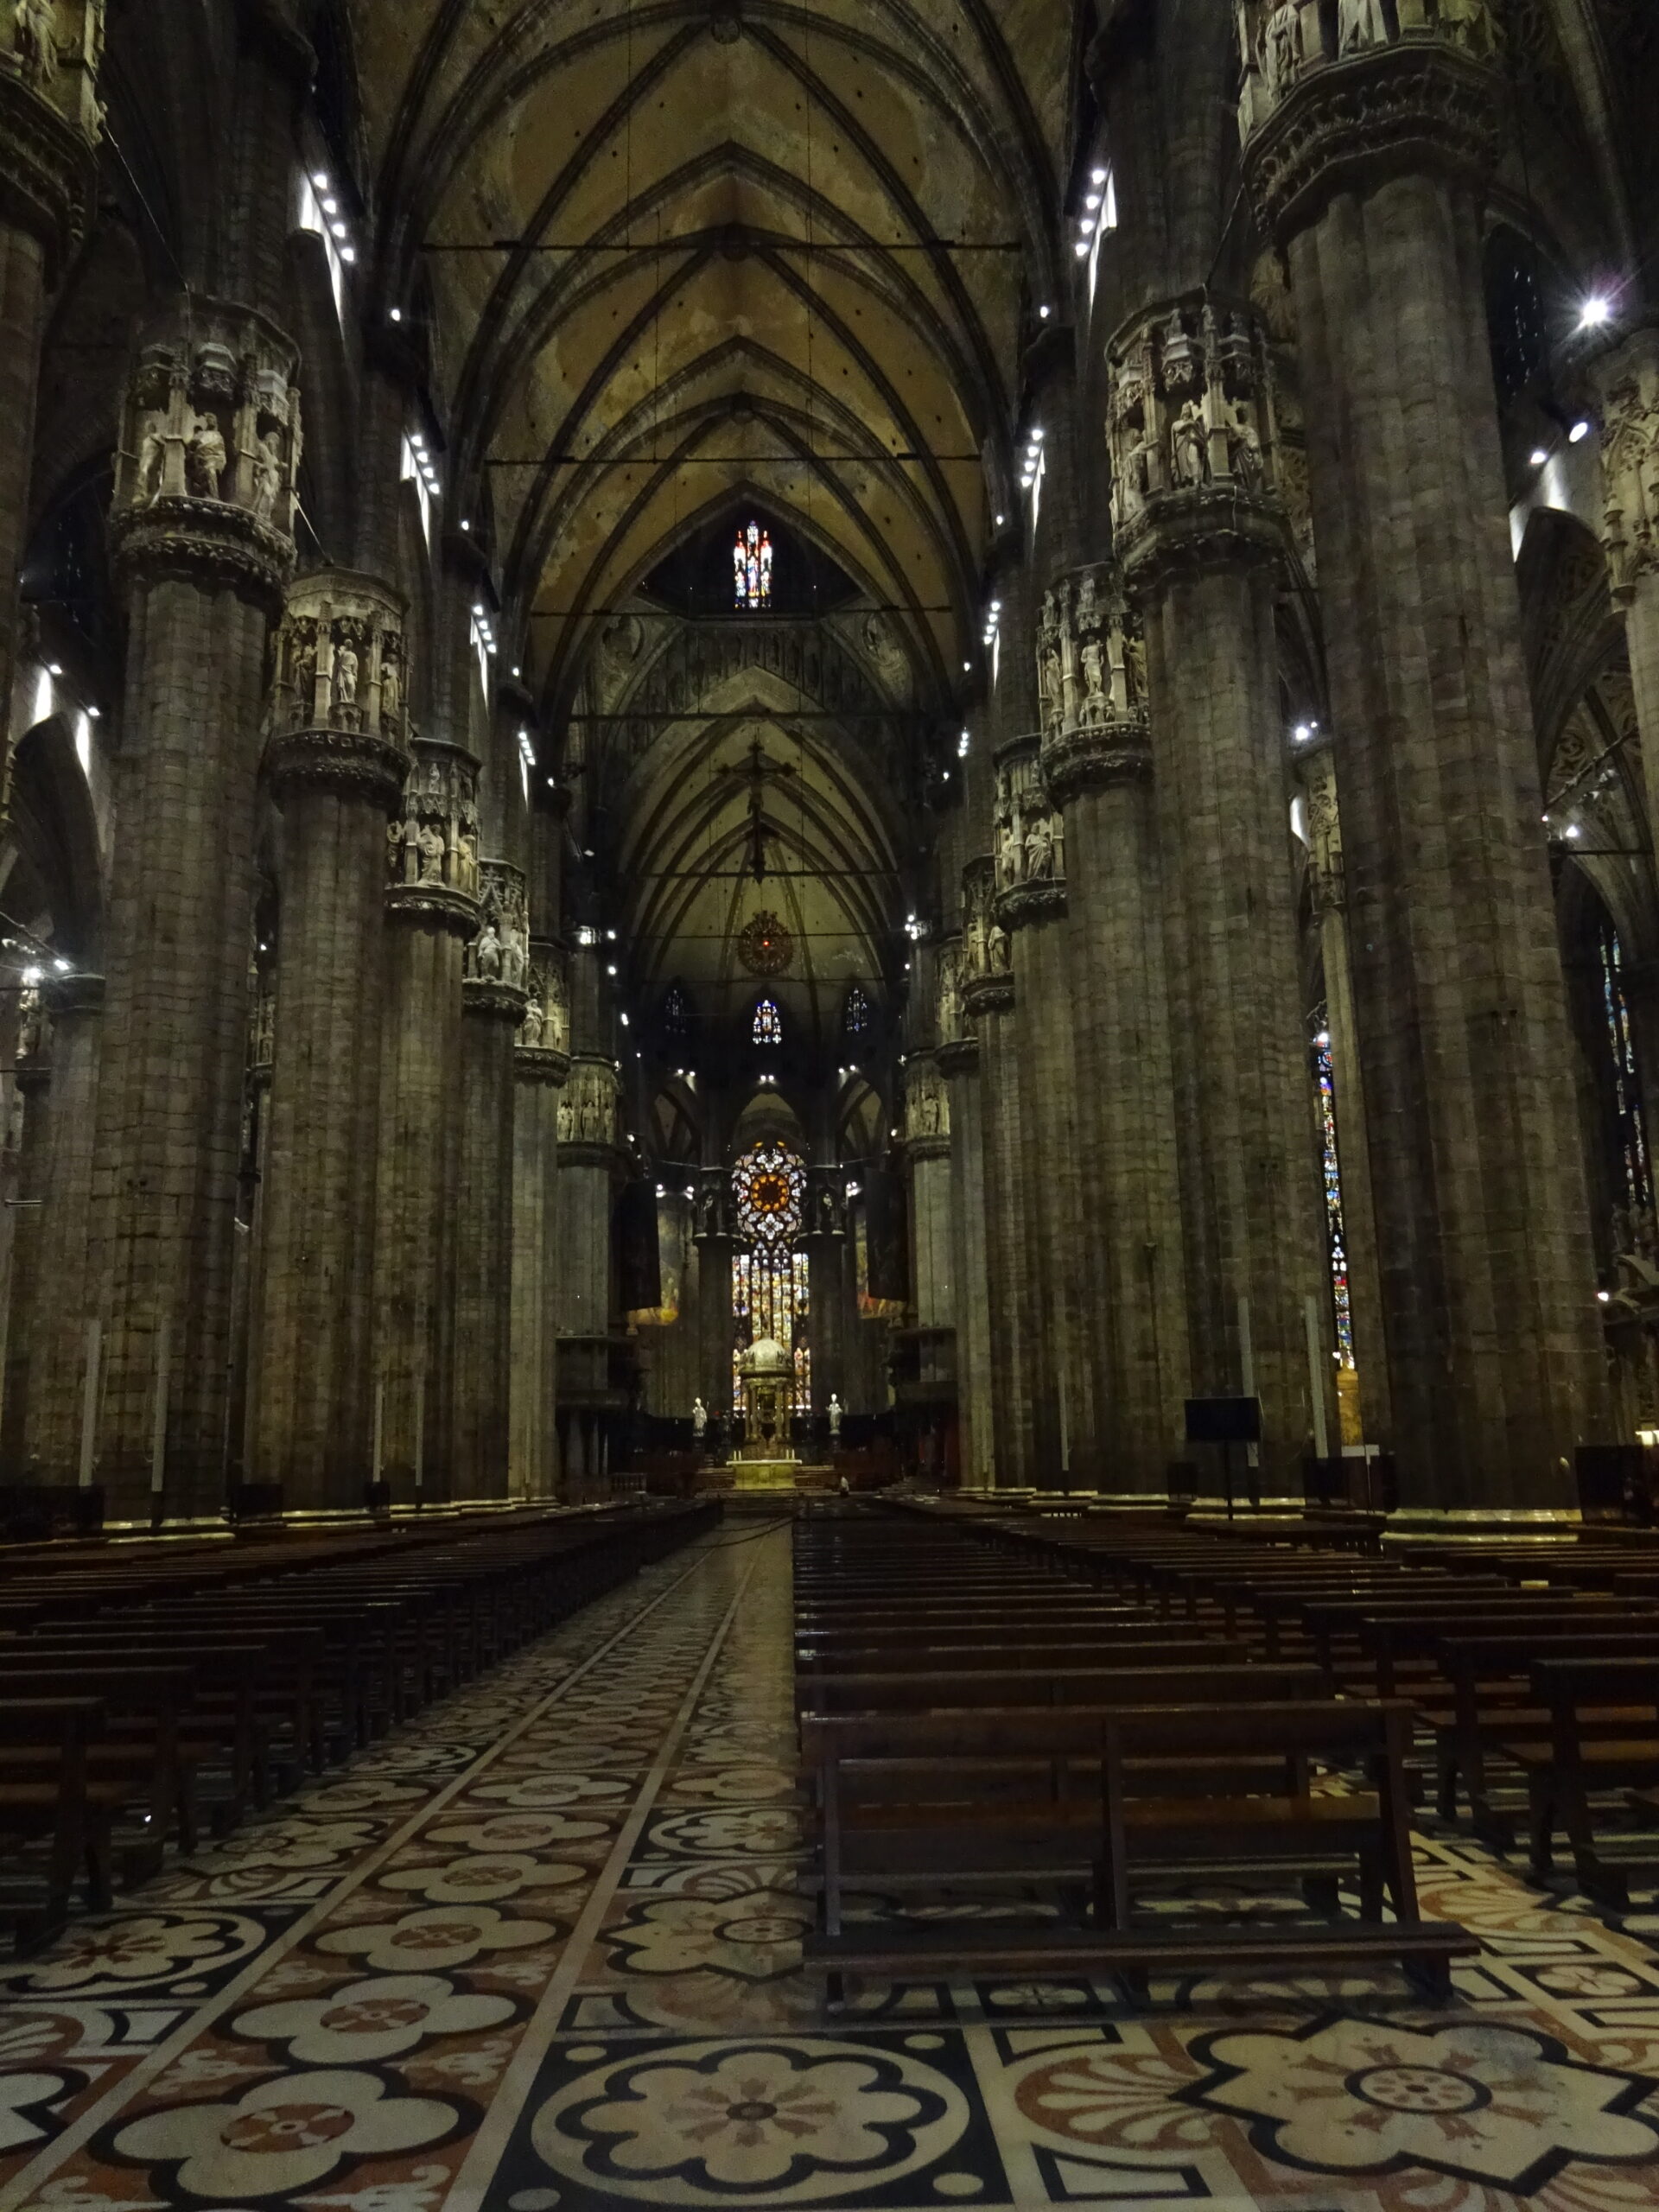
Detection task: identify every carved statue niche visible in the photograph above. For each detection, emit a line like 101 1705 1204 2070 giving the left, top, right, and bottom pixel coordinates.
467 861 530 995
1599 336 1659 605
391 741 480 902
1337 0 1389 54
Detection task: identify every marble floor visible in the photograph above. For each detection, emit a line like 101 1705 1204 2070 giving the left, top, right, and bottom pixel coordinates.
3 1523 1659 2211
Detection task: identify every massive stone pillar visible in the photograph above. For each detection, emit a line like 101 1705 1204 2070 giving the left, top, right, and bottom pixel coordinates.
1599 331 1659 873
556 1052 623 1477
246 574 406 1511
900 1052 957 1481
91 302 302 1522
448 862 529 1500
1300 743 1390 1447
1040 564 1190 1494
16 972 104 1488
961 857 1037 1484
2 1002 53 1476
995 737 1098 1485
511 941 569 1500
935 938 993 1487
806 1169 848 1421
372 741 479 1503
1241 10 1604 1510
694 1182 735 1427
1109 293 1332 1495
0 3 100 760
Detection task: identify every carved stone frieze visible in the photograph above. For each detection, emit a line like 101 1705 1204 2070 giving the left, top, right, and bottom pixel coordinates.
1239 17 1502 246
1038 562 1152 803
264 569 408 807
557 1054 622 1164
992 736 1065 929
959 855 1014 1018
110 298 302 607
0 0 102 275
1598 329 1659 606
387 740 481 935
1107 294 1289 580
518 938 572 1084
464 860 531 1019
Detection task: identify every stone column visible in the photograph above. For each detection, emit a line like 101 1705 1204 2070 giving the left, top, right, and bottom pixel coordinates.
1242 10 1605 1510
1109 292 1332 1496
1 1001 52 1474
556 1052 623 1453
1040 564 1190 1495
372 740 480 1504
91 300 302 1522
694 1197 735 1425
449 861 529 1500
246 574 406 1511
961 856 1036 1485
16 971 103 1487
0 3 100 760
1599 331 1659 874
511 941 569 1500
1300 742 1390 1445
904 1055 955 1327
995 738 1098 1485
939 1005 993 1489
805 1169 848 1421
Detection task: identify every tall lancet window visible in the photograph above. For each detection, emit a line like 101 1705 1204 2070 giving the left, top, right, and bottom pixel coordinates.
734 521 773 611
730 1139 810 1413
753 995 783 1046
1600 916 1653 1231
1312 1014 1355 1371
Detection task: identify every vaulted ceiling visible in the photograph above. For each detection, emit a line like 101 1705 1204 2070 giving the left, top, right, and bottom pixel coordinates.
353 0 1079 716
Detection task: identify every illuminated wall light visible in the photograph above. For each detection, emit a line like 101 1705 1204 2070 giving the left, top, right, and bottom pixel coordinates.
390 307 403 323
1578 296 1613 331
1529 446 1549 467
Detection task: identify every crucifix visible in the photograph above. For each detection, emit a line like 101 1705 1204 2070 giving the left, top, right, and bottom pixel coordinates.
715 734 798 882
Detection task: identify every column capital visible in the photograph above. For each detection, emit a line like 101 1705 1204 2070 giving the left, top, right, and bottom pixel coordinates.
557 1053 624 1168
463 860 531 1020
958 854 1013 1012
992 735 1066 928
516 938 570 1065
387 739 482 935
1108 293 1291 583
264 571 410 808
0 2 103 280
1239 10 1503 247
109 297 302 610
937 1035 982 1079
1038 563 1153 802
902 1050 950 1158
1596 326 1659 606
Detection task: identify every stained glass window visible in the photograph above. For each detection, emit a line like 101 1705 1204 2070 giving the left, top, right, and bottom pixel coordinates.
662 983 691 1043
1312 1017 1355 1371
734 521 773 611
730 1140 810 1413
753 995 783 1047
842 985 873 1039
1600 918 1653 1224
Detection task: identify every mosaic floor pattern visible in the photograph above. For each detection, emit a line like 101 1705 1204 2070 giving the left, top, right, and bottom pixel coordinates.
3 1522 1659 2210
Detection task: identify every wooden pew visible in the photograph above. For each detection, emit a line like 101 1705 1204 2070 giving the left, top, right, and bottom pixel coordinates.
0 1695 123 1942
1507 1656 1659 1902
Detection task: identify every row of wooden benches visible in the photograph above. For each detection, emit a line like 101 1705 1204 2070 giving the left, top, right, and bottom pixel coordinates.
0 1498 719 1946
904 1502 1659 1903
793 1508 1477 1996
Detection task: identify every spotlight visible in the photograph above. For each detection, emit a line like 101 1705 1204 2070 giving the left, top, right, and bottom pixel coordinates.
390 308 404 323
1578 296 1612 331
1529 447 1548 467
1074 242 1090 259
1568 419 1593 444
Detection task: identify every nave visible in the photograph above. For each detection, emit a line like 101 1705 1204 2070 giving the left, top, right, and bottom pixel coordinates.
3 1518 1659 2212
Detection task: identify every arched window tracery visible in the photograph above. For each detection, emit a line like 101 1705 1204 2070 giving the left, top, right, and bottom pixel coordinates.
753 995 783 1046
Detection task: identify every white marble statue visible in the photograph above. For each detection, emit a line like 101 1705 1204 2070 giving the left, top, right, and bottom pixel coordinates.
187 412 227 499
252 430 283 524
692 1397 708 1443
828 1394 842 1442
1338 0 1389 52
475 921 504 981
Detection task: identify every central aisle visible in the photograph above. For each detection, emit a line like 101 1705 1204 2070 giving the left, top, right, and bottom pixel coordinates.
1 1520 1658 2212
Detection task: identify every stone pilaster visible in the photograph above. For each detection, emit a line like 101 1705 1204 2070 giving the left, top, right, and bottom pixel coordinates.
805 1170 848 1420
449 861 529 1501
961 856 1035 1485
90 299 301 1521
16 971 103 1487
247 572 407 1510
1242 10 1605 1510
903 1054 954 1327
511 940 570 1501
1300 744 1390 1445
1110 292 1332 1494
694 1176 735 1424
938 989 993 1489
0 3 101 765
1040 564 1191 1495
556 1052 624 1463
372 738 480 1504
995 738 1096 1484
1598 331 1659 848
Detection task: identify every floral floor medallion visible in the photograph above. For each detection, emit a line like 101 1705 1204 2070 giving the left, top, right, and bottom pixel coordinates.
6 1524 1659 2212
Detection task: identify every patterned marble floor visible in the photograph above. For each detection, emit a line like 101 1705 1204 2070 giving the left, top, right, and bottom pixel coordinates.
3 1522 1659 2211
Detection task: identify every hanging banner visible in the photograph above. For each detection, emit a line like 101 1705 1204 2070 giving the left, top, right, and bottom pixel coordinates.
618 1179 663 1321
